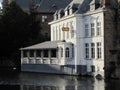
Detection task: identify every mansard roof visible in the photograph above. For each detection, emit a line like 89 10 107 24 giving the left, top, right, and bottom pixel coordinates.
76 0 92 14
16 0 32 11
36 0 72 13
65 0 118 14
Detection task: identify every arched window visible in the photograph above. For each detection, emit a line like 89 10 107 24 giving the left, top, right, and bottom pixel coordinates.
65 47 69 58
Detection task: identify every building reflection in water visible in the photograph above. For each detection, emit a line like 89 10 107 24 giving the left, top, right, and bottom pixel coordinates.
19 73 105 90
2 72 120 90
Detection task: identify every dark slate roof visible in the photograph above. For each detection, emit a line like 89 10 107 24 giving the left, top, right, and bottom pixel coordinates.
36 0 72 13
15 0 32 11
20 41 63 50
64 0 91 14
15 0 41 10
76 0 118 14
76 0 92 14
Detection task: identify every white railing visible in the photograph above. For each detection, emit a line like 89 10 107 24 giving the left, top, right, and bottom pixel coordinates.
21 58 59 65
51 58 58 64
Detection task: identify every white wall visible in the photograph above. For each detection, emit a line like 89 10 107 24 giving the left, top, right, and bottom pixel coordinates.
49 9 105 76
83 11 104 75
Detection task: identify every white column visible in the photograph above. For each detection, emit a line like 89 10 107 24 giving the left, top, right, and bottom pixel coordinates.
21 50 23 64
27 51 30 63
63 46 66 65
34 50 36 64
48 50 51 64
41 50 43 63
58 48 61 64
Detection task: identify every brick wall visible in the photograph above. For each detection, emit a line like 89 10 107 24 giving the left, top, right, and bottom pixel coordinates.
104 8 117 78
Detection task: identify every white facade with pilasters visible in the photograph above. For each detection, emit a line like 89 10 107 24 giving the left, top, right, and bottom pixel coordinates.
21 0 105 77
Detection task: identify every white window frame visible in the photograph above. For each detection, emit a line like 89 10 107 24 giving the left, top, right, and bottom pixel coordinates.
85 24 89 37
42 16 47 22
97 22 101 36
91 43 95 59
97 42 102 59
85 43 89 59
91 23 95 37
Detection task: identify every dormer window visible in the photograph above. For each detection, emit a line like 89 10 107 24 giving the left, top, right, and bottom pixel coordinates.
58 9 64 19
65 6 70 16
42 16 47 22
69 4 79 14
67 8 70 15
72 4 79 13
90 0 96 11
60 11 65 17
54 11 58 20
90 0 100 11
72 7 78 13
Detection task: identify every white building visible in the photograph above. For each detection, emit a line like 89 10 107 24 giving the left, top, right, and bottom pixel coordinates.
21 0 118 78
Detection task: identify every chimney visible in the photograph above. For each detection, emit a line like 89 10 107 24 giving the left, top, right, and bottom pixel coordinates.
103 0 110 8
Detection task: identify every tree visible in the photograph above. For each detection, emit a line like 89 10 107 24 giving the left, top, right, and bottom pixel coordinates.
0 1 41 66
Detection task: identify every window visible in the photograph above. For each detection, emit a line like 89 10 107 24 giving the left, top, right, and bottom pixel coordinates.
42 16 47 22
67 8 69 15
91 65 95 72
36 50 41 57
85 43 89 59
97 22 101 36
51 49 56 57
23 50 28 57
70 21 74 38
43 50 48 57
65 47 69 58
97 42 101 59
91 43 95 59
91 23 95 36
30 50 34 57
85 24 89 37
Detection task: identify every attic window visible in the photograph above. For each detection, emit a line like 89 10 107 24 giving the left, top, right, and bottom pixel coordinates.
58 9 64 18
54 11 58 20
65 6 70 16
42 16 47 22
90 0 100 11
71 4 79 13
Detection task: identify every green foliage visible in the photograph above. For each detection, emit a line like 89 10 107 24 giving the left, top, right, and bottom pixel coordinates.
0 1 41 65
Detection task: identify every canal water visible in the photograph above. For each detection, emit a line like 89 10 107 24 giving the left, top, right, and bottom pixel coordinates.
0 72 120 90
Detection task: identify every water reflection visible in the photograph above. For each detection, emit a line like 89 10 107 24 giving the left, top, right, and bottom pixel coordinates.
0 72 120 90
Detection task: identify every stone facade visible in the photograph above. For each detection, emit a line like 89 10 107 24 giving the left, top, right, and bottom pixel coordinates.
104 0 120 79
